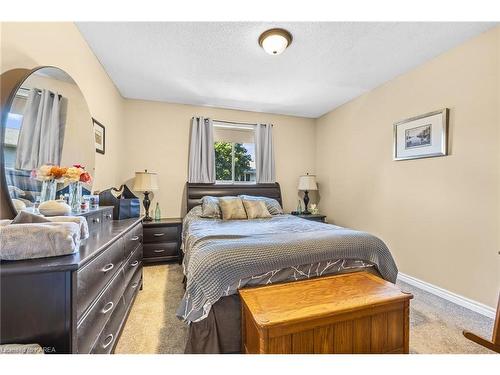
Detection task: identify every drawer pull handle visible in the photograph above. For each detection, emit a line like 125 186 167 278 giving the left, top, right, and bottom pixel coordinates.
102 263 114 272
103 334 114 349
153 249 165 253
93 217 100 224
153 233 165 237
105 214 112 219
102 301 114 314
130 236 139 241
131 282 139 289
130 260 139 267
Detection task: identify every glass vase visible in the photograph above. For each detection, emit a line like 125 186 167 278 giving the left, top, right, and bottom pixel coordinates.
40 180 57 202
68 181 82 213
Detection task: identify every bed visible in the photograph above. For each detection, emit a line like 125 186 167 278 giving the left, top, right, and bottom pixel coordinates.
177 183 398 353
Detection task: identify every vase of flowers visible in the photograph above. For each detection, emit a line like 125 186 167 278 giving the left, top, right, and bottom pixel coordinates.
64 165 92 213
40 180 57 202
68 181 82 212
32 165 67 202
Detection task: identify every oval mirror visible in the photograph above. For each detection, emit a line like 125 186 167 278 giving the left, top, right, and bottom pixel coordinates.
1 66 95 217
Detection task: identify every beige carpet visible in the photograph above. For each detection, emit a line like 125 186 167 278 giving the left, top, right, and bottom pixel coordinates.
115 264 495 354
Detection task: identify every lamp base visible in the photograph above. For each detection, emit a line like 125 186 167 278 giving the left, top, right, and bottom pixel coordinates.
303 190 310 215
142 191 152 222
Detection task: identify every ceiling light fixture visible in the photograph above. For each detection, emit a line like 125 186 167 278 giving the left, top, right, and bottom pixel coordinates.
258 28 292 55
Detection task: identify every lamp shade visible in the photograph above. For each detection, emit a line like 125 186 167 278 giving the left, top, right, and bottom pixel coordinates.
298 174 318 191
133 170 159 192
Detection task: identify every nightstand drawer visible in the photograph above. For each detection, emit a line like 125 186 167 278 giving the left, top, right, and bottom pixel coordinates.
143 242 179 259
143 226 179 243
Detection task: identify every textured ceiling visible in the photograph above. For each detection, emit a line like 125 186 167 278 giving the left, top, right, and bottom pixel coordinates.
77 22 496 118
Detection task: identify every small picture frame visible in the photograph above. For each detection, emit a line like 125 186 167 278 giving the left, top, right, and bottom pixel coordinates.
93 118 105 155
393 109 448 161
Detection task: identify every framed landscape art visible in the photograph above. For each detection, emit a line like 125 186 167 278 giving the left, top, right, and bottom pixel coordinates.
393 108 449 161
93 118 105 155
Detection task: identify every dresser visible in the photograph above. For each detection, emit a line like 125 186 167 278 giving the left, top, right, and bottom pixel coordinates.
142 218 182 264
0 206 143 354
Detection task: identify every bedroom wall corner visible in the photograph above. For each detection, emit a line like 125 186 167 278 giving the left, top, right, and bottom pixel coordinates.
0 22 125 192
314 26 500 308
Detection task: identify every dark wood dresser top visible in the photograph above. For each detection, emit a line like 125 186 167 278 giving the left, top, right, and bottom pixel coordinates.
0 216 143 275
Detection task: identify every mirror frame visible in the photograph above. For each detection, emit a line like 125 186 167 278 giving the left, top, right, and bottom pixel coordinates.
0 66 93 219
0 67 31 219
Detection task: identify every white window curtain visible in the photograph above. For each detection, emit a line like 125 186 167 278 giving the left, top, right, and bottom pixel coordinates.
188 117 215 183
15 88 63 171
255 123 275 183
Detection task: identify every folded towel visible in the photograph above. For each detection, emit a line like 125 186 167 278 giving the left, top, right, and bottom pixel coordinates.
11 211 50 224
0 222 81 261
46 216 90 240
10 211 89 240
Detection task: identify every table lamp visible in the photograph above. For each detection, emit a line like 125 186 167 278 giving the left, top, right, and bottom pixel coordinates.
298 173 318 215
133 170 159 221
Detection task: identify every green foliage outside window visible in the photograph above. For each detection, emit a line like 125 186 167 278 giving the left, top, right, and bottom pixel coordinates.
215 141 253 181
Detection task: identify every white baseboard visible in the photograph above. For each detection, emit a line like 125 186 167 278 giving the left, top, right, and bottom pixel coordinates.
397 272 496 319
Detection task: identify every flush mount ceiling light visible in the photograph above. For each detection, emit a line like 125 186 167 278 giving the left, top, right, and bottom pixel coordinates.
258 28 293 55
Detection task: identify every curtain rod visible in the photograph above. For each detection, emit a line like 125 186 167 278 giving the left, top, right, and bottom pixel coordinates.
18 87 62 99
192 117 273 127
213 119 257 126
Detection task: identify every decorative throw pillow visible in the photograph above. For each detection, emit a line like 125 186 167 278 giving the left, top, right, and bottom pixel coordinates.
242 199 272 219
238 195 283 215
201 196 221 218
219 197 248 220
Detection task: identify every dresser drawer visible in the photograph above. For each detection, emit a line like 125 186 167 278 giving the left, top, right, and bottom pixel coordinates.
143 242 178 259
143 226 178 243
86 212 102 234
123 245 142 286
77 269 125 353
77 238 124 319
91 296 127 354
101 208 114 229
124 268 142 306
124 223 143 258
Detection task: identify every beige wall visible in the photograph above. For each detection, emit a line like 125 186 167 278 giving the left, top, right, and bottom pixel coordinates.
316 27 500 308
121 100 316 216
1 22 124 192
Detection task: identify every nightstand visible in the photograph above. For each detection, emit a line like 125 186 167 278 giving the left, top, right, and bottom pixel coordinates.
142 218 182 264
293 214 327 223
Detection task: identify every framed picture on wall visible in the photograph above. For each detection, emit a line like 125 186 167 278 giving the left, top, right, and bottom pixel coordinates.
393 108 449 161
93 118 105 154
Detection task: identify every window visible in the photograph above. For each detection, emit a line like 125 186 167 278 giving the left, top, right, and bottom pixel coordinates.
214 123 256 183
4 113 23 169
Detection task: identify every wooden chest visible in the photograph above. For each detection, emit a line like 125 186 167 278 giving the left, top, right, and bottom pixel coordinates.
239 271 412 354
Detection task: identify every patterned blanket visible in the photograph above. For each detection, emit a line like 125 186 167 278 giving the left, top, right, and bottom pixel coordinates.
177 207 398 323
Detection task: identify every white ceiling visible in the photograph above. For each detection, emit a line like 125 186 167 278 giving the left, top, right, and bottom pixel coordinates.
77 22 496 118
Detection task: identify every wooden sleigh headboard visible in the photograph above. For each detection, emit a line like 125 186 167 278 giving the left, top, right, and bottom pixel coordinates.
186 182 282 212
